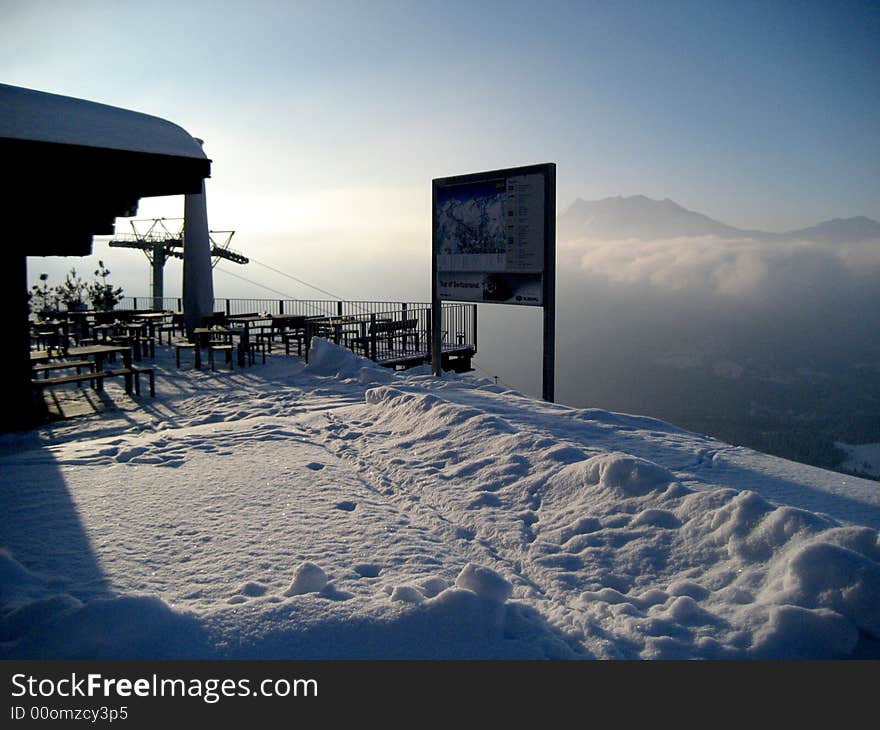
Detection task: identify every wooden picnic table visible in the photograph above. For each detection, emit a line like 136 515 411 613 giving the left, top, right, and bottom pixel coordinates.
298 314 393 358
191 327 238 370
132 311 172 320
132 311 171 339
269 313 311 330
30 344 133 392
192 326 236 343
31 343 131 367
91 322 117 342
226 314 272 365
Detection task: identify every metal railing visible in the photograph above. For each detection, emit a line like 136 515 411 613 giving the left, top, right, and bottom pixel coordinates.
117 297 451 318
113 297 478 367
117 296 182 312
298 303 476 365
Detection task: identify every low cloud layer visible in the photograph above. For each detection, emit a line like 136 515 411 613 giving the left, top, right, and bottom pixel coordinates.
561 235 880 302
476 231 880 420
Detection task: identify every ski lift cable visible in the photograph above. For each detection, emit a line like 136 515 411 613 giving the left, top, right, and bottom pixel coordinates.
247 257 345 300
244 257 375 315
214 266 328 316
220 259 374 316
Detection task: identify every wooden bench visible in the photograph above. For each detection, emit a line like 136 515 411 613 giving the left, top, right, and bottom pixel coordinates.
208 342 234 370
283 331 307 356
31 367 134 394
253 325 280 353
352 318 420 356
111 333 155 360
157 313 184 344
175 341 201 369
246 338 267 365
32 359 96 378
131 365 156 397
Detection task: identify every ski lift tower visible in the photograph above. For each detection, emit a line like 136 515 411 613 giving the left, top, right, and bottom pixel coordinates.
109 218 249 310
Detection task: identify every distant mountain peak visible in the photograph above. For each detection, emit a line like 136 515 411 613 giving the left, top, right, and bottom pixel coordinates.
558 195 744 241
786 216 880 243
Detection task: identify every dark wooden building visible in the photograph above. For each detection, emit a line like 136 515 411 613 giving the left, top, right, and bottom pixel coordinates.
0 83 210 431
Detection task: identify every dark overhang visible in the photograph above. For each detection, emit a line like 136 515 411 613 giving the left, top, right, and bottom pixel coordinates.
1 83 211 256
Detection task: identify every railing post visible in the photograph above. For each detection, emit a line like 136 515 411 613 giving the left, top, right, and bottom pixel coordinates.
426 306 432 360
304 320 312 364
225 299 231 316
401 303 408 348
337 300 343 317
472 304 478 353
279 299 284 315
177 298 182 312
369 313 377 361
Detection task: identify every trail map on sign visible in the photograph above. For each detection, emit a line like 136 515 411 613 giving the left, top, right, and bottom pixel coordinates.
436 174 545 274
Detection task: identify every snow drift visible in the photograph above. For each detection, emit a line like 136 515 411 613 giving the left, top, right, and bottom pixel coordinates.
1 340 878 659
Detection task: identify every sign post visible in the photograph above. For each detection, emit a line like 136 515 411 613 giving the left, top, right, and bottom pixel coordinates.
431 163 556 401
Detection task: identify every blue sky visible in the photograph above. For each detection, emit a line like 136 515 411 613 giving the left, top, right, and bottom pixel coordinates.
3 0 878 297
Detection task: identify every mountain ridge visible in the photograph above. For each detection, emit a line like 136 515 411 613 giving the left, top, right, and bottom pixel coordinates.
558 195 880 242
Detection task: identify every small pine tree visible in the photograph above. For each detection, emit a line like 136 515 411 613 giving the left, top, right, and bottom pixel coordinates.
30 272 57 315
58 268 88 311
88 260 124 312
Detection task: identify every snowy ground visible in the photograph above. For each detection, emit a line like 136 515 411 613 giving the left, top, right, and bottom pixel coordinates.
837 441 880 479
1 340 879 659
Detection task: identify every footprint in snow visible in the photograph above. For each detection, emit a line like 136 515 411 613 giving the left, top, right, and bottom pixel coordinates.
354 563 381 578
335 501 357 512
467 493 501 509
321 585 354 601
306 462 325 471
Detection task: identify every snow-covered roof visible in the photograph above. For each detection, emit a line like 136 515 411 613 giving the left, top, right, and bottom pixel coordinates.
0 83 206 160
1 83 211 258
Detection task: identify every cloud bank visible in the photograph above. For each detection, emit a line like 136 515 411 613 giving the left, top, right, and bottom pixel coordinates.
561 235 880 302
